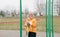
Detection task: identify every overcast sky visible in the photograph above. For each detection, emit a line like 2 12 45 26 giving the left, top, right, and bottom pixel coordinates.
22 0 46 12
22 0 35 12
0 0 19 10
0 0 46 12
0 0 57 12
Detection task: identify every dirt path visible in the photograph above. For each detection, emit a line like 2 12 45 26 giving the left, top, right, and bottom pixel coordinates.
0 30 60 37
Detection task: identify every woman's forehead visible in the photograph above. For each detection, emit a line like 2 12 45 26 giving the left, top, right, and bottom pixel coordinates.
29 13 33 16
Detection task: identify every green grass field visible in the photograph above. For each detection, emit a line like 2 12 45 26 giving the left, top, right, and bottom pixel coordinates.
0 16 60 33
0 18 20 30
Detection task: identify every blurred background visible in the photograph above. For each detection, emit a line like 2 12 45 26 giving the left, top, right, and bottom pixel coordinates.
0 0 60 37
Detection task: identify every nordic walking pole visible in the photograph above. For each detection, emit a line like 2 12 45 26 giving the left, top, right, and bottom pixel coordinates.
25 18 30 37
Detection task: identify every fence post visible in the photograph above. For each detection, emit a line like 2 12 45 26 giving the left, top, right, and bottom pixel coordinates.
20 0 22 37
46 0 51 37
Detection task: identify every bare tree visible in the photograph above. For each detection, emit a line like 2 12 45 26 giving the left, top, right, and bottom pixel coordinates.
33 12 37 16
36 0 44 16
0 10 5 17
57 0 60 16
59 7 60 15
11 10 16 17
36 0 40 16
25 8 29 17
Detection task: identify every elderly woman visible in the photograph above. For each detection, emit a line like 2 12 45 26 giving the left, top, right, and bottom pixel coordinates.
25 13 37 37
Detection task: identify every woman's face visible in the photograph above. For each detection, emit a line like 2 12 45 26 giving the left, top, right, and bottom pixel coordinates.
29 14 33 19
